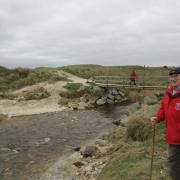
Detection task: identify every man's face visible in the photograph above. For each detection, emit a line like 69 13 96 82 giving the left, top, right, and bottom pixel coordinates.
170 74 180 87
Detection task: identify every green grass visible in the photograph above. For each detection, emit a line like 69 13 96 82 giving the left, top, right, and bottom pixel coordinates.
63 82 83 92
98 104 171 180
0 66 69 92
61 65 170 86
99 132 169 180
61 65 170 78
60 83 104 100
0 65 171 92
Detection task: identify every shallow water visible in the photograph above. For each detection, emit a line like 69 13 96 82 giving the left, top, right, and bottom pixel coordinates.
0 104 128 180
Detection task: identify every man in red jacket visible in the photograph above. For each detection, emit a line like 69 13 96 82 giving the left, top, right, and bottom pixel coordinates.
150 67 180 180
129 70 137 85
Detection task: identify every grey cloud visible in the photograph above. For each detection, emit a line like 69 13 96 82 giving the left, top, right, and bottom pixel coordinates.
0 0 180 68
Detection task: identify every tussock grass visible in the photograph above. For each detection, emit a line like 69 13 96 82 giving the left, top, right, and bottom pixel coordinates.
60 83 84 99
23 87 50 100
0 67 69 92
63 82 83 92
126 116 149 141
60 83 104 100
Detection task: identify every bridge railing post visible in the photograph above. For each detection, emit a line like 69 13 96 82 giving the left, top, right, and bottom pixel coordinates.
123 76 125 87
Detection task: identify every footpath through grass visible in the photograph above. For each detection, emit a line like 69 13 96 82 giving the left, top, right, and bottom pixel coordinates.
98 101 171 180
61 65 170 86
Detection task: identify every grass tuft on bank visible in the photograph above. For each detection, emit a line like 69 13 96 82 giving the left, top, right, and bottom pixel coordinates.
98 102 171 180
59 83 104 102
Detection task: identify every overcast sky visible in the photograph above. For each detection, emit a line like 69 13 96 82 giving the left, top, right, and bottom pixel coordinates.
0 0 180 68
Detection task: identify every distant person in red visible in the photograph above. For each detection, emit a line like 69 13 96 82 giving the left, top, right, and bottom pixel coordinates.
129 70 137 85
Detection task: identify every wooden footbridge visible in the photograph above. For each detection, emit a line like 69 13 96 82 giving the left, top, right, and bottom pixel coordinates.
90 75 169 90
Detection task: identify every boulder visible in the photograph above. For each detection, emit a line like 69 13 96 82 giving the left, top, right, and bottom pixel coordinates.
78 102 88 110
68 102 79 110
112 119 125 127
118 91 125 97
112 119 121 126
87 102 95 108
73 161 84 168
80 96 88 103
96 98 106 106
107 94 114 100
112 88 119 95
106 98 114 104
80 145 99 157
73 147 81 151
114 95 122 101
88 99 96 104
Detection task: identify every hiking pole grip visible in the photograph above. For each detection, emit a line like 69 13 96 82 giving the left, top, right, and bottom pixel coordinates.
150 124 156 180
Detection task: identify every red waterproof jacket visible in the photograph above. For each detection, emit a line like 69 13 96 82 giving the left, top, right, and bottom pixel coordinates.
156 86 180 144
130 71 137 81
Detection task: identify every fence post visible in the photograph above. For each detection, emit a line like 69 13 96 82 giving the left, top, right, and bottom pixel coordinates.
142 65 146 88
123 76 125 87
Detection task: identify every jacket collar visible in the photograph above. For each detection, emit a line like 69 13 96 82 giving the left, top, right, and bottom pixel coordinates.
166 86 180 98
167 86 180 93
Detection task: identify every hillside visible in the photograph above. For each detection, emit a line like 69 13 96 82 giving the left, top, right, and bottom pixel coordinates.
61 65 171 87
61 65 170 78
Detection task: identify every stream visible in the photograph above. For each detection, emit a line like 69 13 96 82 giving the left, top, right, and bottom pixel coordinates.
0 103 128 180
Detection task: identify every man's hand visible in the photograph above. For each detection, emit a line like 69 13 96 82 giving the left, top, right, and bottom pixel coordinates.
150 117 158 125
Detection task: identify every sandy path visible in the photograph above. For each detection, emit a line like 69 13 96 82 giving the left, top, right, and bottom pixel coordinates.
0 70 88 117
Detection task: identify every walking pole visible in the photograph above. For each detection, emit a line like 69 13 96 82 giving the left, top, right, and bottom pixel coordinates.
150 124 156 180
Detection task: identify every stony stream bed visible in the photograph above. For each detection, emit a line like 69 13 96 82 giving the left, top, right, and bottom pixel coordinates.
0 104 128 180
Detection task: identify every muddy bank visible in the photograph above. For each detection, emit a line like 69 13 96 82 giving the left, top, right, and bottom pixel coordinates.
0 105 127 180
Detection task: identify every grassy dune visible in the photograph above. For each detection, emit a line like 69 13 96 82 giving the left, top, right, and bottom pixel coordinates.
0 66 68 92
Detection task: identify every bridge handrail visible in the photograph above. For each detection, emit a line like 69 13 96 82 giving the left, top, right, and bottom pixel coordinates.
92 75 169 79
90 75 169 88
94 82 167 89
